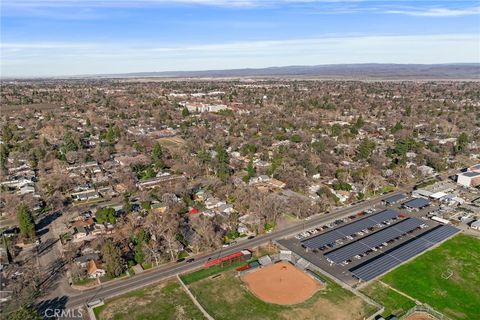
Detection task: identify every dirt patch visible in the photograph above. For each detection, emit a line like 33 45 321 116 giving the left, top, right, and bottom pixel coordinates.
241 262 322 305
99 297 150 320
405 312 438 320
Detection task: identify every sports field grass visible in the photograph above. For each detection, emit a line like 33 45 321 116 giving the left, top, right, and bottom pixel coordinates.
361 281 416 317
180 259 249 285
188 269 377 320
381 234 480 319
93 280 205 320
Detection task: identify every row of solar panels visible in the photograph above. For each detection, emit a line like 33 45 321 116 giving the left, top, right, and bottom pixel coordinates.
325 217 425 264
350 224 460 281
301 209 400 249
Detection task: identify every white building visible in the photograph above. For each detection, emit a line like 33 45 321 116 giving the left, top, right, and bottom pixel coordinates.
457 171 480 187
471 220 480 231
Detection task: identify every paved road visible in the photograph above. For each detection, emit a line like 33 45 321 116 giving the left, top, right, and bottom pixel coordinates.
60 190 405 309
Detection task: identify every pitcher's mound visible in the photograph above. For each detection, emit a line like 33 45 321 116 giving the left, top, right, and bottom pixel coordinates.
241 261 322 305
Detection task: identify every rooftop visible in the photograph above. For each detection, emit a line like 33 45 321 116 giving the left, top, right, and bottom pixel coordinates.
403 198 430 209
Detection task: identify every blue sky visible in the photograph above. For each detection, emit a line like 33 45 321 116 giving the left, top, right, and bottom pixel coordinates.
1 0 479 77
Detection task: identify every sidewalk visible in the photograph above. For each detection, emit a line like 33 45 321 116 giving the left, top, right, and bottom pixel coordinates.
177 275 214 320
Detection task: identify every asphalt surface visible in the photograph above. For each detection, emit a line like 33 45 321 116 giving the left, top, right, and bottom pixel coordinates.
60 190 405 309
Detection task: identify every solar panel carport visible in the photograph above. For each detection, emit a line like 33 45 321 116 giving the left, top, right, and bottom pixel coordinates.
325 217 424 264
349 225 460 281
403 198 430 209
301 209 400 249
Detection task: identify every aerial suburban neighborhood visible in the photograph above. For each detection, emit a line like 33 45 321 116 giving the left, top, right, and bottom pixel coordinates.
1 77 479 320
1 0 480 320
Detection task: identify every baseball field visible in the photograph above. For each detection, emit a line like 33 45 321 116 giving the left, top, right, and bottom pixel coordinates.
187 265 377 320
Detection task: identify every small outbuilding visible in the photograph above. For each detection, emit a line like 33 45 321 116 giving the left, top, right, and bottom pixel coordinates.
383 194 407 206
471 220 480 231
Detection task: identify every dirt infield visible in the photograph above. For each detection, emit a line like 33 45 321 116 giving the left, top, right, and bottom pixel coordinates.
405 313 438 320
241 261 322 305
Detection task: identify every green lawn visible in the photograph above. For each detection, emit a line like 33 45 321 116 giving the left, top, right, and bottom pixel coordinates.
361 282 416 318
180 259 250 285
381 234 480 319
93 280 205 320
188 269 377 320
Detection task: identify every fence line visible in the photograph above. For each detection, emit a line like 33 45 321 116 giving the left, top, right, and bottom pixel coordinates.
401 304 450 320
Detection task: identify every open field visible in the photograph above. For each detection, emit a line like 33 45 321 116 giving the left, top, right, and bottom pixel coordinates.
157 136 187 150
242 262 322 305
188 269 377 320
381 234 480 319
361 281 416 318
93 280 205 320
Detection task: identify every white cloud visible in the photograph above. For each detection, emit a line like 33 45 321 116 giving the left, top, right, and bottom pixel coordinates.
386 6 480 17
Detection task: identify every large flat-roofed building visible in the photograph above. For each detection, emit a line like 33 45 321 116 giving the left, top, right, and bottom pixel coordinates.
457 171 480 187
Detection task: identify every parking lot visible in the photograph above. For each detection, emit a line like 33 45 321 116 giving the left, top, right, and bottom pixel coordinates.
277 194 455 286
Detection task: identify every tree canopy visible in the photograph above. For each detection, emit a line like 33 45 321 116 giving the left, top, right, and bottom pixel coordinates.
96 207 117 224
101 240 124 278
18 204 35 240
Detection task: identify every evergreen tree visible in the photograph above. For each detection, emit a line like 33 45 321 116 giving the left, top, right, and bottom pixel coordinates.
2 125 14 145
122 192 133 213
151 142 164 169
96 207 117 224
356 139 376 160
390 121 403 134
456 132 469 153
18 204 35 240
101 240 124 278
0 144 9 171
311 139 326 154
243 160 256 183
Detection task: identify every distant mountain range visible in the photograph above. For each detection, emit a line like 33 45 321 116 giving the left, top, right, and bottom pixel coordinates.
104 63 480 80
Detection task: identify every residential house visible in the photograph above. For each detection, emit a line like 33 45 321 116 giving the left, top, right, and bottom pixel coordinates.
74 253 101 268
87 260 106 279
205 197 226 210
71 189 100 202
73 226 89 240
136 175 185 190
